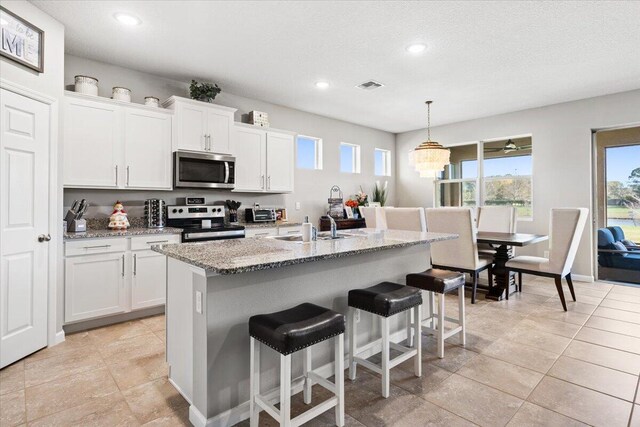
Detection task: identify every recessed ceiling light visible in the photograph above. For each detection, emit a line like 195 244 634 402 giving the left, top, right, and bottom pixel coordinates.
406 43 427 54
315 81 329 89
113 13 141 26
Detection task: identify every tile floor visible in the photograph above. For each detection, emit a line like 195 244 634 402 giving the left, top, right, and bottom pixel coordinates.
3 276 640 426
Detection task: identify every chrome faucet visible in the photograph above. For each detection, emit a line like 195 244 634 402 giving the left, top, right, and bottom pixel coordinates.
329 216 337 238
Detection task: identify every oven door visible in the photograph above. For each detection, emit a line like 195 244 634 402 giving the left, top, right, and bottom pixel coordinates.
174 151 235 189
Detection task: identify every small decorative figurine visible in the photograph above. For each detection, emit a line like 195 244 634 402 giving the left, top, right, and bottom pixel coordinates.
108 200 130 230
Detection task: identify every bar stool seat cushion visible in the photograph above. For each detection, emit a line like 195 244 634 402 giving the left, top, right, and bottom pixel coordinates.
249 303 345 355
406 269 465 294
348 282 422 317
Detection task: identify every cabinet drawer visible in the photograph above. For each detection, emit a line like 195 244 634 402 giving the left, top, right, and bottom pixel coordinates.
131 234 181 251
245 227 278 238
65 238 127 257
278 226 303 235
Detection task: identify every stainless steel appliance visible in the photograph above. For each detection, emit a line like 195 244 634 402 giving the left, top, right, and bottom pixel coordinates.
245 206 276 222
174 151 235 189
144 199 166 229
167 204 245 242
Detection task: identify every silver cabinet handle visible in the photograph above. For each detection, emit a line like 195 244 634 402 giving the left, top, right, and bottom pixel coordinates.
261 175 265 189
83 244 111 249
208 135 212 151
133 253 137 276
126 166 130 186
267 176 271 190
37 234 51 242
121 254 125 277
255 232 270 236
115 165 118 186
147 239 169 245
286 230 298 234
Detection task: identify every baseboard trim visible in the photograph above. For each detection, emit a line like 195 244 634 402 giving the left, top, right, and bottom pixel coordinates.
572 274 594 283
189 328 408 427
63 306 165 334
53 330 65 346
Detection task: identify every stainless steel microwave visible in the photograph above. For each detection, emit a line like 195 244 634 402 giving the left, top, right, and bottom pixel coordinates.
174 151 235 189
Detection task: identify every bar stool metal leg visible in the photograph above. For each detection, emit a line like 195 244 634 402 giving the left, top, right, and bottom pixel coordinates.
413 304 422 377
280 354 292 427
437 294 445 359
250 338 260 427
380 316 390 398
348 307 357 381
406 310 413 347
302 347 312 404
458 285 466 346
335 334 345 427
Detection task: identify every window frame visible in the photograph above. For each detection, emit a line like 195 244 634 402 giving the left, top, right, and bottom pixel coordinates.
340 142 361 174
433 136 534 221
374 148 392 177
295 135 323 170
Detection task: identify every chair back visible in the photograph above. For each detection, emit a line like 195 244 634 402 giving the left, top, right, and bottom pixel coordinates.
384 207 426 232
477 206 517 233
607 226 625 242
425 207 479 270
359 207 387 229
549 208 589 276
597 228 616 267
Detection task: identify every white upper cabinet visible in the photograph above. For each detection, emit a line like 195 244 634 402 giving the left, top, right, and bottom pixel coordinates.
266 131 294 192
233 124 295 193
162 96 236 154
124 109 172 189
63 92 172 190
234 126 266 192
64 95 121 188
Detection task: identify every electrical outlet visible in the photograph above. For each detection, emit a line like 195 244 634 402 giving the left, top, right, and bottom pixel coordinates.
295 202 301 210
196 291 203 314
355 309 361 323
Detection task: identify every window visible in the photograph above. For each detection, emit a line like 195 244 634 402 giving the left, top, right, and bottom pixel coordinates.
296 135 323 170
375 148 391 176
434 136 533 220
340 142 361 173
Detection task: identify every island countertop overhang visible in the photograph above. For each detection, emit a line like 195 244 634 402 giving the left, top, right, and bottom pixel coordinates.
152 229 457 275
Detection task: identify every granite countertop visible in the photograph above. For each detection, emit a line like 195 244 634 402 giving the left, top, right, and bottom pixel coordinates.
240 221 303 229
153 228 457 275
64 227 183 240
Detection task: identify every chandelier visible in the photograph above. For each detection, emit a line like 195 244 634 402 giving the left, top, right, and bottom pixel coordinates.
408 101 450 177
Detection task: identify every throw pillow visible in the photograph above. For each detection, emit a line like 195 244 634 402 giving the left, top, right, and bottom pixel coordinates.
613 241 628 257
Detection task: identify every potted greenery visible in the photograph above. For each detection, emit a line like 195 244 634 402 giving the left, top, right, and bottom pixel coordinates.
189 80 221 103
372 181 388 206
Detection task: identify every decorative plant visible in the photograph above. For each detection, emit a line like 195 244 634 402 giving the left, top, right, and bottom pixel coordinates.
356 186 368 206
189 80 221 102
372 181 388 206
345 199 359 209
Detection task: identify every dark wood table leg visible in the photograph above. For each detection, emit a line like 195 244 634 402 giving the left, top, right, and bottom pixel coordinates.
485 244 516 301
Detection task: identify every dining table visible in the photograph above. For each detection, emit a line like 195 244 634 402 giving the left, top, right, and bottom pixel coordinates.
476 232 549 301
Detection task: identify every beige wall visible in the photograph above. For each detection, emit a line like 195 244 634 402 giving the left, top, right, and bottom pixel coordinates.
397 89 640 279
63 54 396 222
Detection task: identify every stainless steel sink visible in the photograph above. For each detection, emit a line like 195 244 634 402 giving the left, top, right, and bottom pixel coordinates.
267 232 356 242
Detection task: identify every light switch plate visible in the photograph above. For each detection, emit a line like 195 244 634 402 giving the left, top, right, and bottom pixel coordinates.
295 202 301 210
196 291 203 314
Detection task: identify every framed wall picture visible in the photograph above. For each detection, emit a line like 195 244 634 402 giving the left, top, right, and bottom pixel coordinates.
0 6 44 73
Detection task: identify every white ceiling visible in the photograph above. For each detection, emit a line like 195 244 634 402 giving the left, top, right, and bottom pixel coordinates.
32 0 640 133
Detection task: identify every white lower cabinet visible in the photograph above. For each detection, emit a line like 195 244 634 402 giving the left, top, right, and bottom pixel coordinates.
245 227 278 238
65 252 128 322
64 235 180 323
131 250 167 310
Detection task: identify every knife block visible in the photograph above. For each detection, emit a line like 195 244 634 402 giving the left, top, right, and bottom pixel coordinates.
67 219 87 233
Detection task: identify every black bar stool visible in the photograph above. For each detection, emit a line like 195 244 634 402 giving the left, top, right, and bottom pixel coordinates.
406 269 466 358
249 303 345 427
348 282 422 398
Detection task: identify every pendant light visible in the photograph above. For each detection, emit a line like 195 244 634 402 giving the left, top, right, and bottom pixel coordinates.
408 101 450 177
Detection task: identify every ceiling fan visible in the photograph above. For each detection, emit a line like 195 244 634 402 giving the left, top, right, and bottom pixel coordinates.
484 139 532 154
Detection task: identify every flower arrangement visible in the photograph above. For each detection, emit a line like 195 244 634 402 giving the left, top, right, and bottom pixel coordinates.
345 199 359 209
356 187 368 206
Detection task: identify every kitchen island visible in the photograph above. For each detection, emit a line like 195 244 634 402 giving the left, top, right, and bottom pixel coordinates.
154 229 456 427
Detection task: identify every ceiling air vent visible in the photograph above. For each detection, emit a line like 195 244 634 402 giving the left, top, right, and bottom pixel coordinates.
356 80 384 90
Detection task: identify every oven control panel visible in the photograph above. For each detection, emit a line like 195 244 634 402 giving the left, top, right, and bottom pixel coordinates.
167 205 225 219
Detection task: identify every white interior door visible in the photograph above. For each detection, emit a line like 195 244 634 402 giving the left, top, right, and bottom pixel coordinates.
0 88 50 368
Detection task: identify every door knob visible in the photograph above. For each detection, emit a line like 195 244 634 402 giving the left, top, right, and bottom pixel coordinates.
38 234 51 242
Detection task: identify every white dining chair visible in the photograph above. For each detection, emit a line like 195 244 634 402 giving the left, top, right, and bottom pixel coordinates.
425 208 493 303
359 207 387 229
476 206 517 288
384 207 426 232
504 208 589 311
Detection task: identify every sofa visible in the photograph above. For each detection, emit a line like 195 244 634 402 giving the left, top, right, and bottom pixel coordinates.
597 228 640 283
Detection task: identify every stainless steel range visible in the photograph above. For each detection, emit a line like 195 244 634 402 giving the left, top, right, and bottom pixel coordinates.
167 204 245 242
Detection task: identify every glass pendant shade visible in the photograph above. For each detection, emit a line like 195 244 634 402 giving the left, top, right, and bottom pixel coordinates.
409 100 450 177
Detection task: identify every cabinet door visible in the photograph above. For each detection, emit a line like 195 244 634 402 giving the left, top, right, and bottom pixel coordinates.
207 110 232 154
64 97 121 188
131 250 166 310
65 252 127 322
233 127 266 192
266 132 294 192
176 104 207 152
245 227 278 238
124 109 172 189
